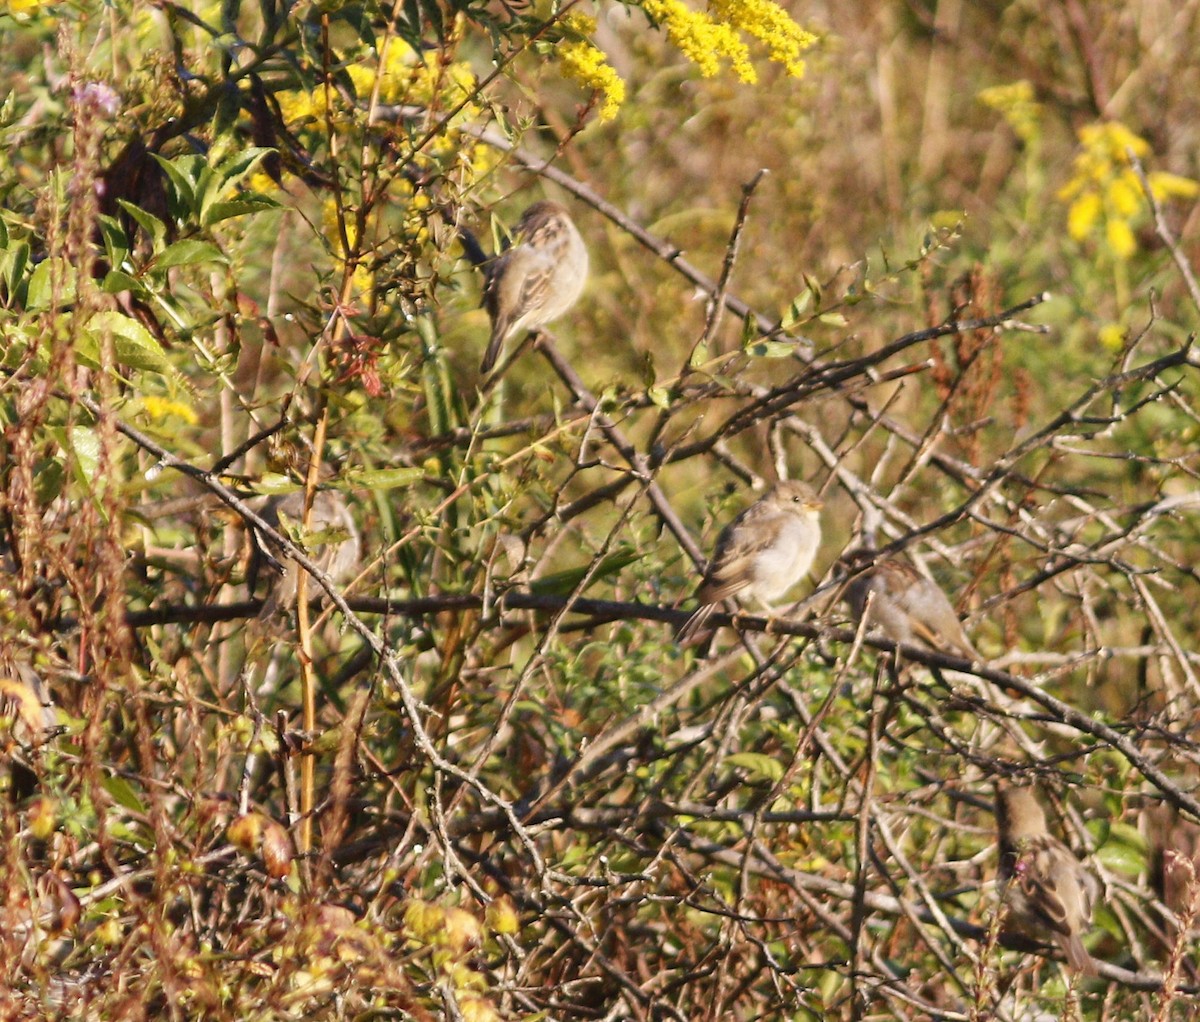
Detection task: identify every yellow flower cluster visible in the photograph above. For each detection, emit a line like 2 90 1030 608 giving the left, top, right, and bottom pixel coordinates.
142 396 198 425
557 16 626 121
709 0 817 78
274 38 477 132
643 0 755 82
321 197 374 296
1057 121 1199 260
977 80 1040 145
643 0 815 83
3 0 50 15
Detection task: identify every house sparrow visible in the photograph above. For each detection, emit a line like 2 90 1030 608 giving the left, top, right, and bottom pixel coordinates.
480 200 588 375
995 783 1098 975
679 480 824 640
842 553 979 659
0 657 56 743
257 489 361 619
0 653 57 801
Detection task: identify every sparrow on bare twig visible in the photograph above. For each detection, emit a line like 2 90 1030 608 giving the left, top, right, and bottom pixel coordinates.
995 782 1099 975
481 200 588 375
841 553 979 660
256 489 361 619
679 480 824 641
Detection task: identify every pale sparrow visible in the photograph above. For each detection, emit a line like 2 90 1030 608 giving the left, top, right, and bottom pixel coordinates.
679 480 824 640
995 782 1099 975
842 553 979 660
257 489 361 619
480 200 588 374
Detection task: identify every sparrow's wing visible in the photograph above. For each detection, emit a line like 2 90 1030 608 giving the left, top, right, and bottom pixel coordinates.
677 601 718 642
481 247 556 373
1018 841 1091 939
897 576 979 658
1037 848 1098 974
694 511 789 604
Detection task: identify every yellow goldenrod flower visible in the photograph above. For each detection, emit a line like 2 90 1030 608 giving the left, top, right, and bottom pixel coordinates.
1107 173 1141 218
1098 323 1126 351
1148 171 1200 201
558 38 627 121
142 396 199 425
275 89 319 128
1057 120 1198 260
1105 217 1136 260
977 80 1041 144
1065 190 1101 241
709 0 816 78
4 0 50 14
642 0 815 83
643 0 756 82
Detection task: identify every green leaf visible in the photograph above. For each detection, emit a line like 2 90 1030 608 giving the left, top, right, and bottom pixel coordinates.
153 153 205 217
115 199 167 251
723 752 784 783
1094 820 1148 878
818 312 848 327
2 239 28 300
745 339 796 359
348 467 425 490
26 257 77 311
253 474 299 496
527 548 642 596
67 425 101 484
32 456 64 503
202 195 281 226
96 214 130 269
154 239 227 270
101 269 149 296
780 288 812 329
103 773 148 814
85 311 177 377
647 384 671 410
215 146 275 190
200 147 275 227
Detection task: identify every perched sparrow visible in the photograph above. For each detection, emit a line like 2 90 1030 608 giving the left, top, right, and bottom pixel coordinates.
480 200 588 374
257 490 361 619
995 783 1099 975
679 480 824 640
0 653 57 801
842 553 979 659
0 657 56 743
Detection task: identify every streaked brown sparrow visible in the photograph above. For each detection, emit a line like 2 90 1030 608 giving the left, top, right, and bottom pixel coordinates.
842 553 979 660
257 489 361 619
0 652 57 800
679 480 824 640
995 782 1099 975
481 200 588 374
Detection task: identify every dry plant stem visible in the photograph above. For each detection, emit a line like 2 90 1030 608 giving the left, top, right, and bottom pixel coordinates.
1151 856 1200 1020
537 334 705 568
119 584 1200 821
83 395 554 879
445 478 651 830
278 708 300 831
1128 149 1200 312
296 406 330 859
695 168 768 358
850 673 882 1021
